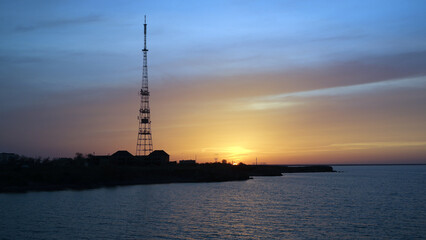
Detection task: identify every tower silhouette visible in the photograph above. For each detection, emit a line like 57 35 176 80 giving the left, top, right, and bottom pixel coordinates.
136 15 153 156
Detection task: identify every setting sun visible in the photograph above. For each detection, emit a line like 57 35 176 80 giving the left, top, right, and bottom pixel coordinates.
199 146 253 163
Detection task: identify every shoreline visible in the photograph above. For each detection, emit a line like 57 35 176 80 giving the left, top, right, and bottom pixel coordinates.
1 164 334 193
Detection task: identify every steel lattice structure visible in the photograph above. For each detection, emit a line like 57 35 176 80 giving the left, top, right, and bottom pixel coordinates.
136 15 153 156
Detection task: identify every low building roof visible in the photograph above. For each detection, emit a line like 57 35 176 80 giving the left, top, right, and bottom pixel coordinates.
149 150 169 156
111 150 134 158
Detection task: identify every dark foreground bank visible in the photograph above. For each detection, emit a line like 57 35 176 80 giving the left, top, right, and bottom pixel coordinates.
0 161 334 193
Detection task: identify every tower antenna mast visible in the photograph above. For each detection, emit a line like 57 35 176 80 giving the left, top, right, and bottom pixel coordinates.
136 15 153 156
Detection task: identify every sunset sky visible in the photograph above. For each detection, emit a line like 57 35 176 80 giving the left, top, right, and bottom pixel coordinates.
1 0 426 164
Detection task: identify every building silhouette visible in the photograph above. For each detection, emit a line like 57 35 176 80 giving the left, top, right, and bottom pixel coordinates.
92 150 169 166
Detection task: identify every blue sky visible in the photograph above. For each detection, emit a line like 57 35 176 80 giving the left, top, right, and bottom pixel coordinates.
1 0 426 163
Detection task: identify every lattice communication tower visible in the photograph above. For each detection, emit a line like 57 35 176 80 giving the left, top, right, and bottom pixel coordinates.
136 15 153 156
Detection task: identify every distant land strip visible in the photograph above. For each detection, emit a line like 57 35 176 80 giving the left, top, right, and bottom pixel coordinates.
0 156 334 193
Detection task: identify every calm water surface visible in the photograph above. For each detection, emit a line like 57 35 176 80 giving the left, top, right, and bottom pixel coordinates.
1 165 425 239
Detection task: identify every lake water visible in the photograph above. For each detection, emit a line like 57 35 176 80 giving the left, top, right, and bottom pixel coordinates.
1 165 425 239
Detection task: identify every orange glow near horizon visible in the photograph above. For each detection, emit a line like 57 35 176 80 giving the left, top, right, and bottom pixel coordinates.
144 75 426 165
3 74 424 165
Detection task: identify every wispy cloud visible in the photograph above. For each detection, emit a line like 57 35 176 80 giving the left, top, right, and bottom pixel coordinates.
0 55 44 64
328 142 426 150
281 142 426 155
266 76 426 99
242 76 426 111
311 33 366 42
14 15 102 32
